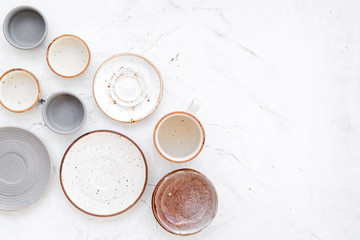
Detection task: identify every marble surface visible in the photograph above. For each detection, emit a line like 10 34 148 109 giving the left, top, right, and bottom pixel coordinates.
0 0 359 239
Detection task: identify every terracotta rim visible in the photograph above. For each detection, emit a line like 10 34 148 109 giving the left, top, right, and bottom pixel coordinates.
59 130 148 217
151 168 218 236
153 111 205 163
0 68 41 113
46 34 91 78
92 53 164 123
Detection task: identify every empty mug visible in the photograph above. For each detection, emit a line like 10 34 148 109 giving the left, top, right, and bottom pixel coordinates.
153 99 205 163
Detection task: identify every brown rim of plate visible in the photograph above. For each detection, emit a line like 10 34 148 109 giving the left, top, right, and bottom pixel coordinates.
153 111 205 163
92 53 164 123
0 68 41 113
151 168 218 236
46 34 91 78
59 129 148 217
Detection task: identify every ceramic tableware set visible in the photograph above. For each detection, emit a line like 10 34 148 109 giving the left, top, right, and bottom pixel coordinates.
0 6 218 236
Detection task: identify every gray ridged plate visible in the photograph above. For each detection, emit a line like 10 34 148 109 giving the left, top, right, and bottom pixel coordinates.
0 127 51 210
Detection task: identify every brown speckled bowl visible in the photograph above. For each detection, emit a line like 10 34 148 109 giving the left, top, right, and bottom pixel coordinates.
152 169 218 235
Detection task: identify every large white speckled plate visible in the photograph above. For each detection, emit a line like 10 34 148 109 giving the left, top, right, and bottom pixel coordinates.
93 53 163 123
0 127 51 210
60 130 148 217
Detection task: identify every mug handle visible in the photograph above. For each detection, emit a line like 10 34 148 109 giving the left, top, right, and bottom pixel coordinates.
186 98 201 115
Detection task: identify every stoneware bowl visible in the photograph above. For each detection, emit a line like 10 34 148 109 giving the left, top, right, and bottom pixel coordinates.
3 6 47 49
46 34 90 78
42 91 86 134
152 168 218 235
93 53 163 123
153 100 205 163
0 127 51 211
60 130 148 217
0 69 40 113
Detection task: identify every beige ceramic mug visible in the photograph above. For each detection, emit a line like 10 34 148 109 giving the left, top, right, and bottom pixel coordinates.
153 99 205 163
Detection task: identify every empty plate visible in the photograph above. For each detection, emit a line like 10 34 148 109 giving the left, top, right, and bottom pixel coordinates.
152 169 218 235
60 130 148 216
93 53 163 123
0 127 51 210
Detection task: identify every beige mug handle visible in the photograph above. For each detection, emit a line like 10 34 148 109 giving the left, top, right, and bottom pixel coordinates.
186 98 201 115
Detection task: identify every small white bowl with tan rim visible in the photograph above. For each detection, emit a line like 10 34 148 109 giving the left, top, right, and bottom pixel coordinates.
153 99 205 163
46 34 90 78
0 69 40 113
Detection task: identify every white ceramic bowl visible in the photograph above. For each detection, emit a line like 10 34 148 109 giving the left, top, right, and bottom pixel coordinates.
47 34 90 78
0 69 40 112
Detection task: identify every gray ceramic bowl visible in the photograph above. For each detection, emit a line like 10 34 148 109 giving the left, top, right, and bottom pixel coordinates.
3 6 47 49
43 92 87 134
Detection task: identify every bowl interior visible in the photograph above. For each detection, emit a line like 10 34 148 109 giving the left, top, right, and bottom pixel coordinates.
4 7 46 48
44 93 85 133
152 169 218 235
0 70 39 112
47 35 90 77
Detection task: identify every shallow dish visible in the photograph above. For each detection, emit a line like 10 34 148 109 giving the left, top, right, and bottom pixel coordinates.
93 53 163 123
47 34 90 78
60 130 148 216
42 91 86 134
0 127 51 210
152 169 218 235
0 69 40 113
3 6 47 49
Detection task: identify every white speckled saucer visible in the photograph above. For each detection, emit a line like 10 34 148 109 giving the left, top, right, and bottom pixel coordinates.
93 53 163 123
60 130 148 217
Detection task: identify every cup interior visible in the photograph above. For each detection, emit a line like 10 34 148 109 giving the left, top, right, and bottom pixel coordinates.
4 6 47 49
47 35 90 77
43 93 86 134
155 112 204 162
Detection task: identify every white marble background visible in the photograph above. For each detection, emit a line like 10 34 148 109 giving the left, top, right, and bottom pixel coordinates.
0 0 359 239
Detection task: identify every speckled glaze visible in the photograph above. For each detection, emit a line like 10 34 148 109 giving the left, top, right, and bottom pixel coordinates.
152 169 218 236
46 34 90 78
0 69 40 113
153 111 205 163
93 53 163 123
60 130 147 217
0 127 51 211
